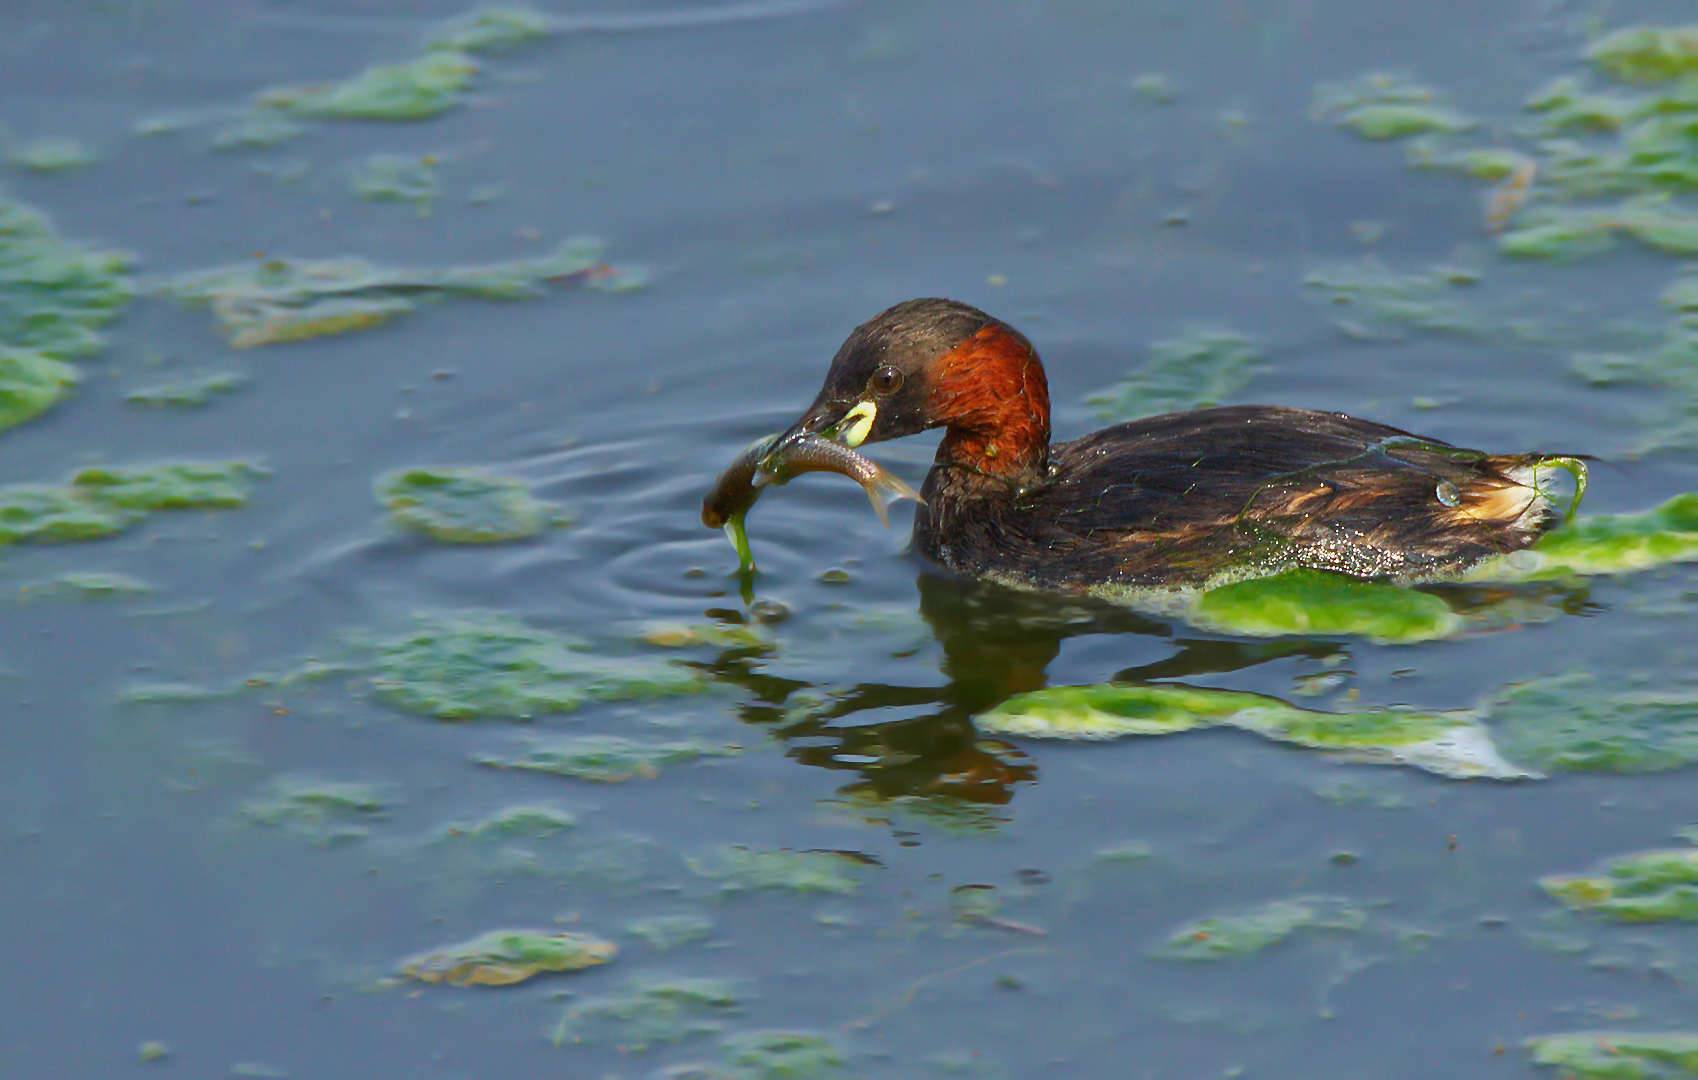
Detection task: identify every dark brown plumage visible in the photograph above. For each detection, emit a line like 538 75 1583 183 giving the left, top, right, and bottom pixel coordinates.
760 298 1578 593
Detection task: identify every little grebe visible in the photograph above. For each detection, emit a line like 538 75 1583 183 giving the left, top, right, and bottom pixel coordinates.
744 297 1583 594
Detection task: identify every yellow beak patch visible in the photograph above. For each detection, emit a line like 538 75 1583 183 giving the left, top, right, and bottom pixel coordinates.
838 401 877 448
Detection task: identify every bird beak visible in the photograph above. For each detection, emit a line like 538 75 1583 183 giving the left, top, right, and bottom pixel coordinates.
771 400 877 455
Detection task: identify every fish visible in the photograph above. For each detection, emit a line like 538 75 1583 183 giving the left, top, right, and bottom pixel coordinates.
702 431 923 571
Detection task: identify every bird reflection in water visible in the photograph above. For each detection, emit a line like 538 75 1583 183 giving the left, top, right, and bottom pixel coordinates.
692 570 1593 823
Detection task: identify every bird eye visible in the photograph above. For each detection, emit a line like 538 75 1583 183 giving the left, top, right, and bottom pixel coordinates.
870 366 904 394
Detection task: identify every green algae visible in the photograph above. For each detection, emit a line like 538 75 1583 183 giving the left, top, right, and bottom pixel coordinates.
1302 260 1559 343
1590 26 1698 83
401 929 615 987
441 804 576 840
688 846 868 896
210 112 303 151
263 51 480 122
723 1031 844 1080
1487 671 1698 774
0 461 259 545
125 371 247 408
1320 51 1698 257
10 137 98 173
15 572 153 602
351 153 443 214
1314 74 1473 141
1085 328 1264 421
836 790 1010 837
427 8 553 54
0 348 79 430
552 977 740 1049
1565 274 1698 453
157 239 634 348
976 682 1528 780
375 467 559 543
0 191 132 429
1526 1031 1698 1078
1543 849 1698 922
1190 569 1463 643
242 777 387 843
627 913 715 950
72 461 257 511
1156 896 1365 961
363 612 703 721
639 621 774 650
1526 78 1639 132
477 735 721 782
1468 495 1698 579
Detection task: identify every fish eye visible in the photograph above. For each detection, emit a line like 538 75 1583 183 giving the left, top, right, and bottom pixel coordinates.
870 366 904 395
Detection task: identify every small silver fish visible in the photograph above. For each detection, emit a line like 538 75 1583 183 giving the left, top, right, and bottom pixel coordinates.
702 431 922 571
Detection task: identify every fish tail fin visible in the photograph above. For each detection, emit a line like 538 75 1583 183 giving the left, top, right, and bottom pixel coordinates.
863 472 924 528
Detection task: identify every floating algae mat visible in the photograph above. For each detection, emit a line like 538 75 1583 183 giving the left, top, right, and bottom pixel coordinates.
261 51 483 122
1189 568 1462 643
0 190 132 431
0 461 260 545
433 803 576 840
351 153 444 214
477 735 726 782
1467 494 1698 578
1525 1031 1698 1079
15 571 153 602
722 1030 845 1080
359 612 704 720
975 682 1530 780
257 6 554 123
1317 28 1698 267
125 371 247 408
426 7 554 54
1486 670 1698 773
551 976 741 1049
241 777 388 844
1568 277 1698 454
400 929 615 987
981 669 1698 779
1542 848 1698 922
626 913 715 951
1085 328 1264 421
210 112 304 151
687 846 870 896
9 137 100 173
156 239 637 349
1313 73 1474 141
375 467 562 543
1155 896 1365 961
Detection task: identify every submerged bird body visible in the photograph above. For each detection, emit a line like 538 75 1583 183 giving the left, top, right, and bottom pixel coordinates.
722 298 1580 593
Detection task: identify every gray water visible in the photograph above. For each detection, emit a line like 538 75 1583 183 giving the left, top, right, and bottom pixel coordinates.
3 1 1698 1077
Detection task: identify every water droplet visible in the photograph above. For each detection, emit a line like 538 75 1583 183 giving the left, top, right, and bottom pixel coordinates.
1435 480 1461 506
